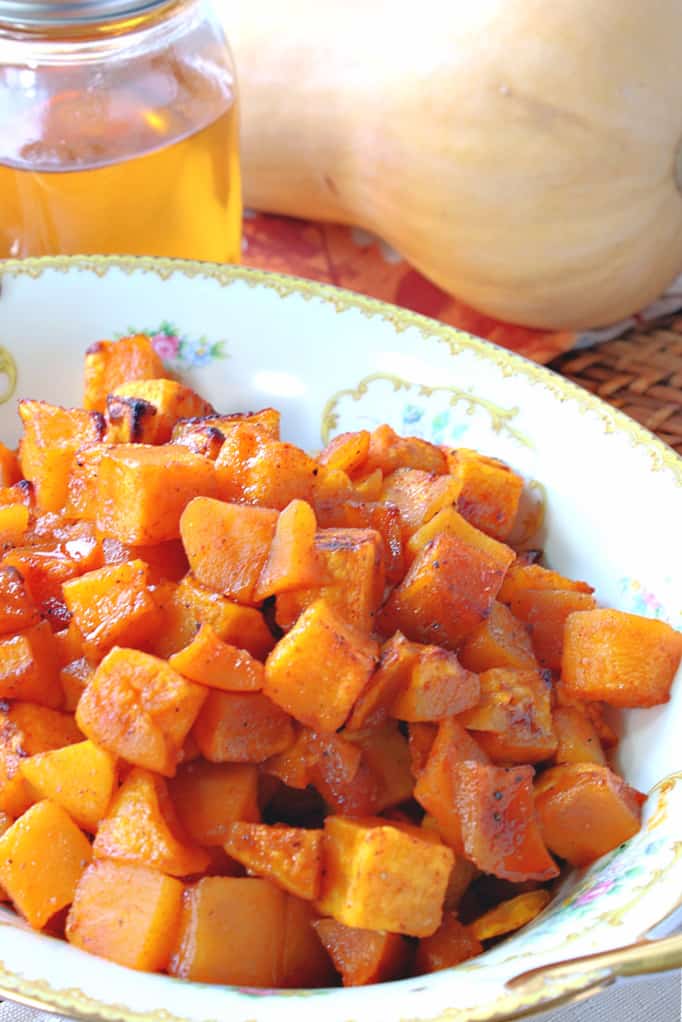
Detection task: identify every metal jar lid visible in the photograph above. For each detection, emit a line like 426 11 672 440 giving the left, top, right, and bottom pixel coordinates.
0 0 173 26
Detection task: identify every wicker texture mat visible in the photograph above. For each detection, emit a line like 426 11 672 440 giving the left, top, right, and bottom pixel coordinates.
550 319 682 455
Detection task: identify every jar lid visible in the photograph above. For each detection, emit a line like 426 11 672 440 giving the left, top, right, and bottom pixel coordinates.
0 0 171 25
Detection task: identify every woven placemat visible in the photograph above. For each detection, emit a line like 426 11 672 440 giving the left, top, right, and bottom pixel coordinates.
550 318 682 455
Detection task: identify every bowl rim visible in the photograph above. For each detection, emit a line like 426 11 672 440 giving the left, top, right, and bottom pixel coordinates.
0 253 679 1022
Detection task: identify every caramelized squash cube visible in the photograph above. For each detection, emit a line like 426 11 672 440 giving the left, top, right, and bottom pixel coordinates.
225 822 323 900
459 668 557 763
108 379 214 445
193 690 294 763
447 448 524 541
0 566 39 636
392 646 479 722
459 601 537 672
414 912 483 973
169 623 265 691
168 760 260 846
313 918 410 986
19 739 115 832
0 703 82 817
0 620 62 706
83 335 168 413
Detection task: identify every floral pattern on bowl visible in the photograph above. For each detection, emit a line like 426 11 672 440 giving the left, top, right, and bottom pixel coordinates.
116 322 229 372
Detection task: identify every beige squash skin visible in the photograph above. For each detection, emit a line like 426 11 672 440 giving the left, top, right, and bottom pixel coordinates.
220 0 682 329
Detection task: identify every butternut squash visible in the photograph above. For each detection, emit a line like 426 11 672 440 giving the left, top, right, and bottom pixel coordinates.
224 0 682 329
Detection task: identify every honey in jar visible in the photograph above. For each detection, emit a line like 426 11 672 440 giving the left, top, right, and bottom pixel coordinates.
0 0 241 262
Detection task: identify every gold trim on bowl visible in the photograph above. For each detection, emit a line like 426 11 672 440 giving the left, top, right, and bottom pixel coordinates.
0 255 679 1022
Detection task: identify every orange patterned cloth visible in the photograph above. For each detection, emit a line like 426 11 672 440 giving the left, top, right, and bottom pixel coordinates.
242 212 576 364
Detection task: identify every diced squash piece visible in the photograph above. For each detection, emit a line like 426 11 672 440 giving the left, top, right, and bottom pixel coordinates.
18 400 104 512
459 668 557 763
346 632 419 732
59 657 94 711
93 767 209 876
316 816 453 937
172 409 280 458
346 721 414 812
379 529 513 649
319 431 370 475
54 623 86 668
0 443 20 488
19 739 115 832
510 589 597 670
168 760 259 845
498 561 594 605
352 468 383 502
381 468 460 540
169 877 287 984
469 889 551 942
408 722 438 777
169 624 264 691
263 726 316 790
276 527 385 635
453 763 558 882
314 918 410 986
280 896 337 988
0 620 62 706
3 546 83 628
535 763 644 867
459 601 537 672
447 449 524 541
151 575 275 660
254 499 323 600
0 566 40 635
63 559 161 659
101 537 188 585
83 335 168 413
440 855 478 911
364 425 447 476
562 609 682 708
213 421 271 500
97 445 217 545
405 504 516 569
225 823 323 900
414 913 483 973
392 647 480 722
307 731 379 816
76 647 207 777
242 441 321 510
315 499 404 585
0 703 82 816
0 480 33 509
181 497 278 604
552 706 606 766
64 443 111 520
108 379 214 445
0 503 29 547
414 718 489 851
66 860 183 971
0 800 92 929
193 690 294 763
265 600 378 732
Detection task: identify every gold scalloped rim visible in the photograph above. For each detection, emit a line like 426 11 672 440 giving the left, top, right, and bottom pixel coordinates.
0 255 679 1022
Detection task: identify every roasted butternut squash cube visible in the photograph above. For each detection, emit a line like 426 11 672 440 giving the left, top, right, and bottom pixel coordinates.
225 823 323 900
315 499 404 585
265 600 378 732
308 731 379 816
381 468 460 540
346 721 414 812
535 763 644 867
404 503 516 569
66 859 183 971
510 588 597 670
2 548 76 630
254 499 323 600
108 379 214 445
276 527 385 635
63 559 161 660
193 690 294 763
181 497 278 604
316 816 453 937
169 876 287 984
0 443 20 488
64 443 111 520
0 800 92 929
101 537 189 584
240 440 319 510
459 601 537 672
168 760 259 846
59 657 94 712
392 646 479 722
414 912 483 973
379 529 513 649
0 620 62 706
0 703 82 817
0 566 39 636
19 739 115 832
459 668 557 763
469 889 551 942
168 624 265 691
453 762 558 882
447 449 524 541
97 444 217 545
408 722 438 777
364 425 447 476
280 896 337 988
319 430 371 475
498 561 593 605
76 647 207 777
313 918 410 986
552 706 606 766
83 335 168 413
18 400 105 512
346 632 419 732
562 609 682 707
172 409 280 458
93 767 209 876
151 575 275 660
0 502 29 547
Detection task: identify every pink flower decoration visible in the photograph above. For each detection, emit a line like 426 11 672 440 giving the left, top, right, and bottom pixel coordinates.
151 332 180 359
575 878 616 906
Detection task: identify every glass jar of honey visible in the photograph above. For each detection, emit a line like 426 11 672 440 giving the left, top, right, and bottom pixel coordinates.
0 0 241 262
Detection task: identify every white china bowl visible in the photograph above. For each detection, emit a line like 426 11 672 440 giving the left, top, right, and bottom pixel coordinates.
0 256 679 1022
